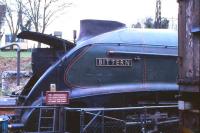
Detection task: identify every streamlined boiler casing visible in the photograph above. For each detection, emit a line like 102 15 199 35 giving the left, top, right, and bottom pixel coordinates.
16 19 178 131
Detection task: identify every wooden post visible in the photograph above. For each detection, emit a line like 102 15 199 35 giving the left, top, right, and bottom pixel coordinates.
178 0 200 132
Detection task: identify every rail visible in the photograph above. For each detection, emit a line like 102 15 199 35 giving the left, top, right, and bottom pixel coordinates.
0 106 60 109
0 105 178 133
64 105 178 133
64 105 178 112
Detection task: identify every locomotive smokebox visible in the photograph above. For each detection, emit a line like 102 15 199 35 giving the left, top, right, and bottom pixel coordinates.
31 48 64 74
17 31 75 74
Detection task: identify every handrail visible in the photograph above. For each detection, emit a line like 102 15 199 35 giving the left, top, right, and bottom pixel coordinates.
0 105 178 110
0 106 60 109
64 105 178 112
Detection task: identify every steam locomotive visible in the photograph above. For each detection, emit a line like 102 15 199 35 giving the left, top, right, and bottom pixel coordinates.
15 20 178 132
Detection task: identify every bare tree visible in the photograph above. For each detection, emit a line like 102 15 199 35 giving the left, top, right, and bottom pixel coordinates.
144 17 154 28
160 17 169 29
132 22 142 28
19 0 72 47
21 0 72 33
1 0 71 48
0 4 6 40
0 0 25 44
144 17 169 29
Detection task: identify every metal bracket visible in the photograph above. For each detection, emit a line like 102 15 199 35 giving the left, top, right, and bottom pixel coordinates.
178 101 192 110
191 26 200 34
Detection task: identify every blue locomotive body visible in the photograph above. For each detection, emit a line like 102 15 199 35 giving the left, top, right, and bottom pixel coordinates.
16 20 178 132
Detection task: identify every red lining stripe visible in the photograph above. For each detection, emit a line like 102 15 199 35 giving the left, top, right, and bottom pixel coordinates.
64 46 92 88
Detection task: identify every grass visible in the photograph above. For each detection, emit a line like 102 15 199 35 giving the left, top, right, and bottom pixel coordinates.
0 51 31 58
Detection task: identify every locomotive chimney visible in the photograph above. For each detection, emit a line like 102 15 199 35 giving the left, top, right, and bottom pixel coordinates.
77 19 126 42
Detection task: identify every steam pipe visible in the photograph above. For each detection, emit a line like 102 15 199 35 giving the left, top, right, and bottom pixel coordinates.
0 43 21 86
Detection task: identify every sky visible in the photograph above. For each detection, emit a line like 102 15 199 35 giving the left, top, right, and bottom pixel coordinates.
42 0 178 41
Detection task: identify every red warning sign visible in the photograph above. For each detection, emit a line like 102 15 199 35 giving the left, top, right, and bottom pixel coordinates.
45 91 69 105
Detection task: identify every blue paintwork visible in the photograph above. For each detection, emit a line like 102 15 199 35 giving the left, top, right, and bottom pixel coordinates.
78 28 177 47
22 28 178 103
17 27 178 130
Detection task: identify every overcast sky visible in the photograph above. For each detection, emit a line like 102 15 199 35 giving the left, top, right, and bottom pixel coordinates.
48 0 178 40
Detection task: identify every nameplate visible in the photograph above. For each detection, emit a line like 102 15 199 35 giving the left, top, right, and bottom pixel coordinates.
96 58 132 67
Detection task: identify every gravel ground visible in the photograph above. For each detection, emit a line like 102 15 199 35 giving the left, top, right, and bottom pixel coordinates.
0 57 32 96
